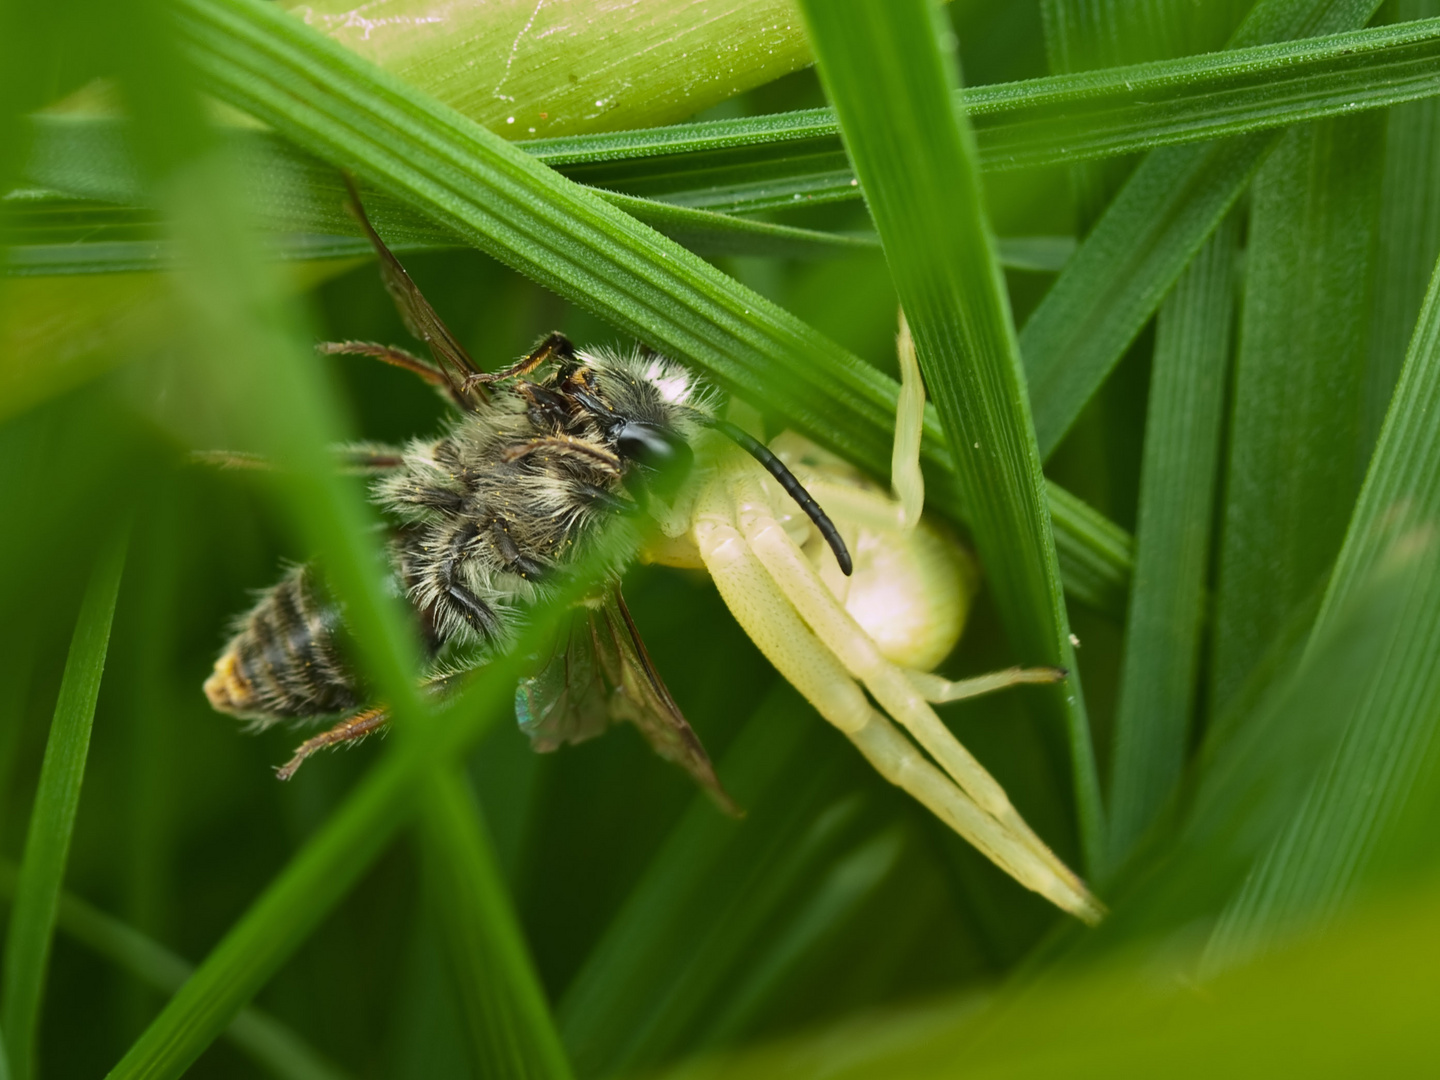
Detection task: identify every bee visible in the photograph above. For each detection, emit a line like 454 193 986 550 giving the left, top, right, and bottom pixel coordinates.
205 182 1101 922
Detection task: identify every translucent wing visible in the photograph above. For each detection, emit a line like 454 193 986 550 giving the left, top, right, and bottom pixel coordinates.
340 175 484 391
516 587 739 815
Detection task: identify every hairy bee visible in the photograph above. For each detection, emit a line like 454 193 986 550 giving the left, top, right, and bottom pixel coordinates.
204 183 848 805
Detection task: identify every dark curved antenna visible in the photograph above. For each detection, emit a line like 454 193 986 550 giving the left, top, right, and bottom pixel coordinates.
714 421 853 576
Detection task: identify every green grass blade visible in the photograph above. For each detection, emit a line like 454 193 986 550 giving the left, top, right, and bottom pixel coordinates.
560 686 877 1075
104 751 418 1080
167 0 1131 604
23 17 1440 228
1203 234 1440 970
93 10 547 1075
1208 113 1383 718
105 540 626 1079
799 0 1103 869
2 194 880 275
1365 0 1440 448
0 860 351 1080
0 527 127 1080
9 122 1077 276
1021 0 1386 459
419 769 572 1080
1103 218 1238 872
528 17 1440 212
655 847 1440 1079
1047 483 1135 619
1038 0 1245 228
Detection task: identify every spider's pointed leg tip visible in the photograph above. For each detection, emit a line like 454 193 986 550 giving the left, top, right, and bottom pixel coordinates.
1076 893 1107 926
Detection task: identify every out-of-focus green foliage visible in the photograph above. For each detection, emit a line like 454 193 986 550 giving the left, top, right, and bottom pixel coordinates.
5 0 1440 1077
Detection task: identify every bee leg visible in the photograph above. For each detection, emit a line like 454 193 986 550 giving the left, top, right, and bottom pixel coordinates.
276 707 389 781
908 667 1067 703
318 341 474 411
724 467 1091 905
892 310 925 529
693 501 1100 923
468 331 577 387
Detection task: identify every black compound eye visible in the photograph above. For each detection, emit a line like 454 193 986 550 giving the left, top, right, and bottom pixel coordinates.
616 423 683 467
616 422 693 497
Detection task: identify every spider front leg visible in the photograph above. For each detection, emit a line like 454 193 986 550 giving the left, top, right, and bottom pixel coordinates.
728 467 1082 866
693 482 1099 922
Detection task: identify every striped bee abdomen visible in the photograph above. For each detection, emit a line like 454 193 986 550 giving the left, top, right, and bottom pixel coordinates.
204 565 361 725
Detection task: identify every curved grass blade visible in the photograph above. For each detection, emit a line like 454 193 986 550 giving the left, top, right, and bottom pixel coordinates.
419 769 573 1080
1022 0 1388 460
0 860 350 1080
168 0 1132 605
0 527 127 1080
1104 218 1238 873
798 0 1103 870
1203 240 1440 972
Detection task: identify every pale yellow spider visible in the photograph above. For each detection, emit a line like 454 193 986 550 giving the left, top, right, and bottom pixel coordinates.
646 321 1102 924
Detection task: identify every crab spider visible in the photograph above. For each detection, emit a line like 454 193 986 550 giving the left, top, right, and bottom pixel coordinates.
647 323 1103 925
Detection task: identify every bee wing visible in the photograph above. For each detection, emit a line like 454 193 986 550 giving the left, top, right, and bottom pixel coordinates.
340 176 484 391
516 588 739 815
515 606 613 751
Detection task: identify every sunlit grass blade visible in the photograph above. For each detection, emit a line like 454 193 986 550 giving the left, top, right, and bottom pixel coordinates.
0 527 127 1080
1021 0 1386 459
277 0 818 138
419 769 572 1080
0 859 350 1080
799 0 1103 870
1203 242 1440 971
167 0 1132 604
1208 113 1382 718
1103 218 1238 873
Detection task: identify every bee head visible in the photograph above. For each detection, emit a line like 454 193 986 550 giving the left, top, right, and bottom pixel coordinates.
577 347 717 503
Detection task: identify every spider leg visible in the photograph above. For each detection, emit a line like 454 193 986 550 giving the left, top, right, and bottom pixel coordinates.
724 466 1090 903
692 488 1099 922
893 309 925 529
908 666 1067 703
